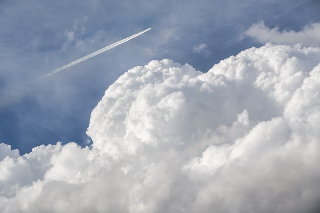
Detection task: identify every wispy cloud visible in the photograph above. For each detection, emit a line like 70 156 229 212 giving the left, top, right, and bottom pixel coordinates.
246 21 320 47
193 43 207 53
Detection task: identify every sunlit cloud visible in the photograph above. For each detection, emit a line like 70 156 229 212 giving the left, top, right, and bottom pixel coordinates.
1 44 320 213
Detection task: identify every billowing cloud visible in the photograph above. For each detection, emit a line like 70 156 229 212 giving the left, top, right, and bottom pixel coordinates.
1 43 320 212
246 21 320 47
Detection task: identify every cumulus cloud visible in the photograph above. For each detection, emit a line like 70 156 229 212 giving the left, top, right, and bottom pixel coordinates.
1 44 320 212
246 21 320 47
0 144 19 161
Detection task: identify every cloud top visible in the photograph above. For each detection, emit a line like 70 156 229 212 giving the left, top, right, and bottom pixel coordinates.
1 44 320 212
246 21 320 47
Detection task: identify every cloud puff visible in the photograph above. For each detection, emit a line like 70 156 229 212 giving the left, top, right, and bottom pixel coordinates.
193 43 207 53
1 44 320 212
246 21 320 47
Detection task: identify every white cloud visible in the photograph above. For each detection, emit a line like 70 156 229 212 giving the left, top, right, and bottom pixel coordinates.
246 21 320 47
1 44 320 212
193 43 207 53
62 18 88 51
0 144 19 161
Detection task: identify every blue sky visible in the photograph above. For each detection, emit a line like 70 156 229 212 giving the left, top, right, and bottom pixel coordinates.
0 0 319 154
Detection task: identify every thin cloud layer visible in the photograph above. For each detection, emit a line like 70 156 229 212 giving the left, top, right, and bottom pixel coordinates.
1 44 320 212
246 21 320 47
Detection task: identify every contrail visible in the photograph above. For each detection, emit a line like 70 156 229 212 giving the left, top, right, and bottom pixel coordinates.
39 28 151 80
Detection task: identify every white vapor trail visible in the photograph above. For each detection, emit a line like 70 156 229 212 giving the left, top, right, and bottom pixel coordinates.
39 28 151 80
